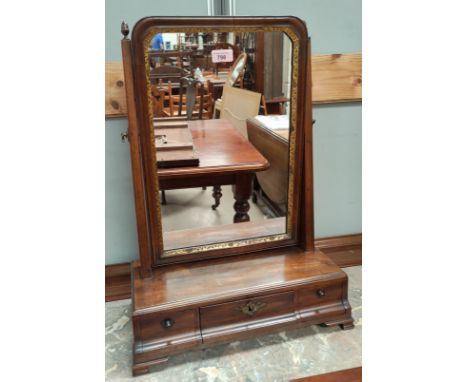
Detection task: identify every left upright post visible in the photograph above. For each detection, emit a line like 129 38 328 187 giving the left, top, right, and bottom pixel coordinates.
121 21 153 278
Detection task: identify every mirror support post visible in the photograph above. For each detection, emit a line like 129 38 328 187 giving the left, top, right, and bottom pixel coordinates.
301 37 315 251
121 24 153 278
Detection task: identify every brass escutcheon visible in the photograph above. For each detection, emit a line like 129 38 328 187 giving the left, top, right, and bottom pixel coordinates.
238 301 267 316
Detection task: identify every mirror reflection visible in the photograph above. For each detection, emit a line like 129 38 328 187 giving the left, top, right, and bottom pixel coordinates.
147 30 293 255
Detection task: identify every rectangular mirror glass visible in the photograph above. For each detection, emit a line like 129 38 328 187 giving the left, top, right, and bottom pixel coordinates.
142 27 299 258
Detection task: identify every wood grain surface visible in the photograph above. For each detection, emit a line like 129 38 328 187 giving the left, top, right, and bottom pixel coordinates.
132 247 343 313
105 233 362 302
312 53 362 104
157 119 269 179
130 246 353 375
315 234 362 268
105 62 128 117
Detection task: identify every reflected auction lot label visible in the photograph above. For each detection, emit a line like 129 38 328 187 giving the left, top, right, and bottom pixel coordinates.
211 49 234 63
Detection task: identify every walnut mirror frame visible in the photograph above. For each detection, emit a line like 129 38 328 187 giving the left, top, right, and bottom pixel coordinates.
121 16 312 272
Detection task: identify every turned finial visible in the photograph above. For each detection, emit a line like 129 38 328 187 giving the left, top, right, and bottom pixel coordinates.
121 21 129 38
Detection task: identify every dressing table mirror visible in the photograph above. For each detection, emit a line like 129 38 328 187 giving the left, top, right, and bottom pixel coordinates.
121 16 353 376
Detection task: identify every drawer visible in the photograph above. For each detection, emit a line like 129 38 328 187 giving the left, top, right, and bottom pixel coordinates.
297 280 346 322
133 308 201 352
200 291 295 342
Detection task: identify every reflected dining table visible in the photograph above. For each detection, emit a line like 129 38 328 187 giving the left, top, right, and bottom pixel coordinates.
156 118 270 223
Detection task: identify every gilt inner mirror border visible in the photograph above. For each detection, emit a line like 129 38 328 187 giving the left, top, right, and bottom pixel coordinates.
130 17 309 265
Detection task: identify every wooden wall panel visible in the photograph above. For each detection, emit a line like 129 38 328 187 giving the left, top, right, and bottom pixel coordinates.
105 62 127 118
315 234 362 268
104 53 362 117
311 53 362 104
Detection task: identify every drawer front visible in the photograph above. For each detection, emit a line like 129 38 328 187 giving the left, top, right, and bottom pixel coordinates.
134 308 200 349
200 291 295 340
297 280 346 322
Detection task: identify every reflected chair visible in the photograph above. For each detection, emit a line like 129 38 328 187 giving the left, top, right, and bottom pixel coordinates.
150 84 167 117
149 64 188 86
151 65 187 119
163 78 213 120
260 95 290 116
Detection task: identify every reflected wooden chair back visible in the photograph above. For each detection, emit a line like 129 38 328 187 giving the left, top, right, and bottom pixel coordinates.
226 52 248 87
220 86 261 138
150 85 166 117
150 65 188 85
164 78 213 119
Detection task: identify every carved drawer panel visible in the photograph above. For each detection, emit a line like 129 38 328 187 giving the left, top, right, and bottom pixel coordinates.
200 291 295 343
133 308 201 360
297 280 346 322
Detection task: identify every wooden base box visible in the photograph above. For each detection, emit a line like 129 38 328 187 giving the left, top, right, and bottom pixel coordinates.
131 248 353 376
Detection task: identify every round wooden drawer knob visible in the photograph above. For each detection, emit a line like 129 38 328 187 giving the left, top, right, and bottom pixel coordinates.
161 318 175 328
316 289 326 297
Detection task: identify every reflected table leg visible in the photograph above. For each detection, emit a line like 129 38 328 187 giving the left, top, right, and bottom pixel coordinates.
160 190 167 205
211 185 222 210
232 173 253 223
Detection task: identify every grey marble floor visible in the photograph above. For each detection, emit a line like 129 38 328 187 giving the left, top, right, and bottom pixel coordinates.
105 266 362 382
